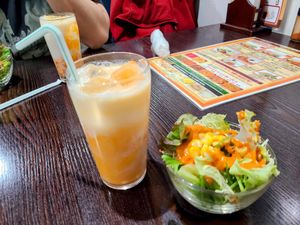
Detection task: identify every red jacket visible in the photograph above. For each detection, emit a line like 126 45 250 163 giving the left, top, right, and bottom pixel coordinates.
110 0 197 42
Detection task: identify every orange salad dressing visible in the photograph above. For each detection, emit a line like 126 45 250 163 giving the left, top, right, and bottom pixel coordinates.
176 124 266 171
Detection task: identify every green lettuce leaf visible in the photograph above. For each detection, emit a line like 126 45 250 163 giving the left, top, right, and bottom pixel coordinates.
177 164 200 185
195 157 234 194
196 113 230 130
236 110 260 149
229 158 279 191
164 114 199 146
161 154 182 172
0 44 12 80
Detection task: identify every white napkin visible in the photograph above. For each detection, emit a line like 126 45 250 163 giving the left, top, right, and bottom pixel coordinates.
150 29 170 57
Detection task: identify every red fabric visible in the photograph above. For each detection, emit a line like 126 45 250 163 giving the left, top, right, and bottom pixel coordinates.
110 0 197 42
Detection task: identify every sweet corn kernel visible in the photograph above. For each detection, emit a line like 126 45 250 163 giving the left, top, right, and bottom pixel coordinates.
188 146 201 158
201 144 209 154
190 139 202 147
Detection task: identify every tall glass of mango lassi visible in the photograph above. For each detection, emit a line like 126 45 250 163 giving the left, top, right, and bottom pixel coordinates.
40 13 82 79
67 52 151 190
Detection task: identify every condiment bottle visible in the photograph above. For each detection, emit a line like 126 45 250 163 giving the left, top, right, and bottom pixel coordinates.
291 8 300 42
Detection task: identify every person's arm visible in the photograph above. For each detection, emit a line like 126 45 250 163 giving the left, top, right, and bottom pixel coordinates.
47 0 109 49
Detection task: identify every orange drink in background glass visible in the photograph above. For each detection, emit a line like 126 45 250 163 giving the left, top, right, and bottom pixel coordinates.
40 13 82 79
67 52 151 190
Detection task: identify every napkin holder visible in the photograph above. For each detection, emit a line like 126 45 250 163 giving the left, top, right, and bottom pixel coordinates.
220 0 267 35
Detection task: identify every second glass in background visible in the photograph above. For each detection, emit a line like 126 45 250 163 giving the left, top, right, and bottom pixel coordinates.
40 13 82 79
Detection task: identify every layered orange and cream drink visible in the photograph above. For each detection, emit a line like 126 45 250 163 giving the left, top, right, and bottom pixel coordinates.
67 53 151 189
40 13 81 78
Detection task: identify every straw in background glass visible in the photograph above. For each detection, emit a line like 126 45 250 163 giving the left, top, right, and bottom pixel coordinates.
0 24 78 111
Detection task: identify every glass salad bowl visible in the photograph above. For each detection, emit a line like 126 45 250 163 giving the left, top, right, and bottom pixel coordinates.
0 44 13 88
166 143 277 214
161 111 280 215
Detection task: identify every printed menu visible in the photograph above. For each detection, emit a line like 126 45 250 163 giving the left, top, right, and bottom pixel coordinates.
149 37 300 110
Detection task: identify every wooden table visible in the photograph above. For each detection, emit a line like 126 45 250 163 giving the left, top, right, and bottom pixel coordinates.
0 25 299 225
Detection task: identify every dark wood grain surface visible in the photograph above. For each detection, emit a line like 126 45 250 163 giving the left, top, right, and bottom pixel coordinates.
0 57 59 104
0 25 299 225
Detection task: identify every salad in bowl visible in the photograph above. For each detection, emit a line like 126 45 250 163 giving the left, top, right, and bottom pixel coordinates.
0 44 13 88
161 110 279 214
